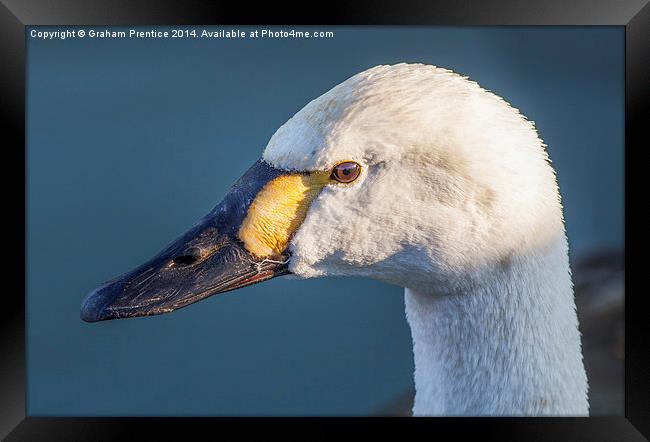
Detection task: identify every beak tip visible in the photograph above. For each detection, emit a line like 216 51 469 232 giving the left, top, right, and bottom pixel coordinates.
80 286 110 323
80 307 102 323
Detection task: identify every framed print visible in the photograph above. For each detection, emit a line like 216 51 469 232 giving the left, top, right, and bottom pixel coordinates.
2 0 647 439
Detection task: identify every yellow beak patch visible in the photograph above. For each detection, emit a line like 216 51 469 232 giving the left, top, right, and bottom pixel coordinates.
237 171 330 258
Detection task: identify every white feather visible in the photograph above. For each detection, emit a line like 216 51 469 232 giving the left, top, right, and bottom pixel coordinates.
263 63 589 416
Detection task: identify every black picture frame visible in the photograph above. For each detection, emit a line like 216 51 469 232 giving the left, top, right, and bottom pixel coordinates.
2 0 646 439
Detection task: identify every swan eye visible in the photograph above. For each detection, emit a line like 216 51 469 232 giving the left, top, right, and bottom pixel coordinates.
331 161 361 183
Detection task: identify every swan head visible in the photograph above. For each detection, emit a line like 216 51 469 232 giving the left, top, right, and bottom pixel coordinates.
81 63 565 321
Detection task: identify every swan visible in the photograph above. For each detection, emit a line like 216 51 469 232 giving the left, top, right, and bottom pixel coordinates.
80 63 589 416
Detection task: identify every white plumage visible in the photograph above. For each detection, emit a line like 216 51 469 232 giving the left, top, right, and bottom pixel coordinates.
263 63 589 416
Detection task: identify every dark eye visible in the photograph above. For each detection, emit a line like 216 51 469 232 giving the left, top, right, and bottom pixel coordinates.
331 161 361 183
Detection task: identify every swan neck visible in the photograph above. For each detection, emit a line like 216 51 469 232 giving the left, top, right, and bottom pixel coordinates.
404 238 589 416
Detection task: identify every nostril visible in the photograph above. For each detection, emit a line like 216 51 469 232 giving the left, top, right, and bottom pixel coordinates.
172 247 202 266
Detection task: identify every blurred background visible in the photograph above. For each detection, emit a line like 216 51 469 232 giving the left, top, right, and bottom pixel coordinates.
27 26 624 415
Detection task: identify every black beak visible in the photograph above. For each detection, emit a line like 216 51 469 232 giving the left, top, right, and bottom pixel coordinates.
80 160 291 322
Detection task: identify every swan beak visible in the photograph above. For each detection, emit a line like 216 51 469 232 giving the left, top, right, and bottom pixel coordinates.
80 160 292 322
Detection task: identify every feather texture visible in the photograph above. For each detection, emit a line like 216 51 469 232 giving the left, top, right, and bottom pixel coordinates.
263 63 589 415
